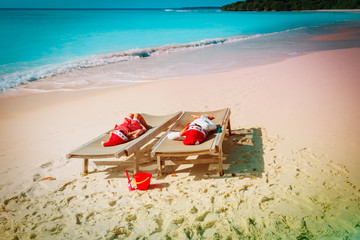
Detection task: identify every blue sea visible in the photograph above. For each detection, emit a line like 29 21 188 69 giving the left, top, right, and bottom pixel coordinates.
1 9 360 94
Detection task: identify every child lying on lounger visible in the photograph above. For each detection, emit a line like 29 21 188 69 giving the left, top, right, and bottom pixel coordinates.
167 115 217 145
102 113 152 147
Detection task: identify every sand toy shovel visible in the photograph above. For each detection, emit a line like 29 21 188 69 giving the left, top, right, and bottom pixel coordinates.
125 169 134 191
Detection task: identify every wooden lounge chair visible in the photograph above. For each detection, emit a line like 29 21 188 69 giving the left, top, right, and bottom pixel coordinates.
151 108 231 176
67 112 182 174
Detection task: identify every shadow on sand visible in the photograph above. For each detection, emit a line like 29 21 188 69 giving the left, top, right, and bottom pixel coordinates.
159 128 264 179
222 128 264 177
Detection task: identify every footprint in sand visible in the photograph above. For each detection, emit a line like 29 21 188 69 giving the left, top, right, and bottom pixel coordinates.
49 223 65 235
33 173 41 182
238 138 254 146
56 180 76 192
75 213 83 225
67 196 76 203
40 162 52 169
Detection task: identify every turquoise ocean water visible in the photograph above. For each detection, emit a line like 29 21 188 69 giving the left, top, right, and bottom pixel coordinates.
1 9 360 93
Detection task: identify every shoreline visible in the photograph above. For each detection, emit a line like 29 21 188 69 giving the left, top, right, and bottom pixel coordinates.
2 16 360 95
1 46 360 238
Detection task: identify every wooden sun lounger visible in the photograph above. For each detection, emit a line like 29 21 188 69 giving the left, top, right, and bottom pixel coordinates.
151 108 231 176
67 112 182 174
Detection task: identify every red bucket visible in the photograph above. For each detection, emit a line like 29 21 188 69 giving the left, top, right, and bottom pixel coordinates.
133 172 152 190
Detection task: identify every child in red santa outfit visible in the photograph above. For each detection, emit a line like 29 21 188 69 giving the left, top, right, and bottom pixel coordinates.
102 113 152 147
167 114 217 145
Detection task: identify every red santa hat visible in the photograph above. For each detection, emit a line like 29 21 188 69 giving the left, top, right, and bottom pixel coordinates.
183 125 206 145
102 130 128 147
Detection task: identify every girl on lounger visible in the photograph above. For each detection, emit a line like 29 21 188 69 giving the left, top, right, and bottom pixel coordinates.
167 114 217 145
102 113 152 147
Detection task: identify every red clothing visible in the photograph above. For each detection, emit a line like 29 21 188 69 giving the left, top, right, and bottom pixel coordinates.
115 117 144 135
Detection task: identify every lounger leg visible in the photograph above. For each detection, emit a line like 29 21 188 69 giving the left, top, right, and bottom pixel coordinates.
134 151 140 174
83 158 89 175
218 150 224 176
157 156 162 176
227 120 232 136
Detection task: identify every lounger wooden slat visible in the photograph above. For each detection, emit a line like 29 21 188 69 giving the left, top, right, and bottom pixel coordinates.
151 108 231 176
67 111 182 174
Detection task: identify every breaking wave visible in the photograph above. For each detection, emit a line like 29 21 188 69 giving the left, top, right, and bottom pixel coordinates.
0 33 270 92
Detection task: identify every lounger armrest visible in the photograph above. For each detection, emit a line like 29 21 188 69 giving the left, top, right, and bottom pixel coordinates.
211 108 231 152
150 112 185 157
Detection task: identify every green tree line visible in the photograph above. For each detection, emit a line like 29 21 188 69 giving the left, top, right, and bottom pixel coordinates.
221 0 360 11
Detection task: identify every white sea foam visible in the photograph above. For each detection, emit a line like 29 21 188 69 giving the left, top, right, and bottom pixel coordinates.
0 33 271 93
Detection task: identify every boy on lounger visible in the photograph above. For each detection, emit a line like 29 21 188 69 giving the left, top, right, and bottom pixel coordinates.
102 113 152 147
167 114 217 145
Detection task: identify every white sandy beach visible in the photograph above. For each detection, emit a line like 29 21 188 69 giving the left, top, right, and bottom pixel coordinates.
1 33 360 238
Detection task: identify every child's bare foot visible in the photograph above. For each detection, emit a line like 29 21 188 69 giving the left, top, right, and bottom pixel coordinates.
145 125 152 130
191 115 201 120
191 114 214 120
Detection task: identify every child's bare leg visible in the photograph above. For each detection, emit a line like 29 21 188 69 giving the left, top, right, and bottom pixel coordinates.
134 113 152 130
180 127 187 137
127 113 134 119
129 129 144 140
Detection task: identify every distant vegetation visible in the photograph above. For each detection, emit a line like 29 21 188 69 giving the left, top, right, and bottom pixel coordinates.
221 0 360 11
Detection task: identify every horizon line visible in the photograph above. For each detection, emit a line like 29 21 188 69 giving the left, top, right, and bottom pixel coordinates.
0 7 222 10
